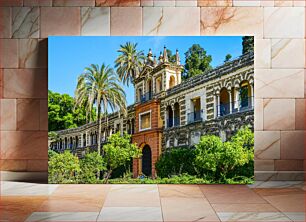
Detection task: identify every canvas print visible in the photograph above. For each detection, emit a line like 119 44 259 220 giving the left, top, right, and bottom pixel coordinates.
48 36 254 184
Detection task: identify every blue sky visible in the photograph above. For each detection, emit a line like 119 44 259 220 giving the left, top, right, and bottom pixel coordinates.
49 36 243 105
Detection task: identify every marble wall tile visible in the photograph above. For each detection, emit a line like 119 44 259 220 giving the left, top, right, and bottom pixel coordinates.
264 7 305 38
0 131 47 159
254 160 274 171
233 0 260 6
110 7 142 35
263 99 295 130
141 0 153 6
200 7 263 37
176 0 197 6
81 7 110 36
295 99 305 130
0 69 3 98
255 69 304 98
40 99 48 131
293 0 305 6
0 0 22 6
260 0 274 6
40 7 80 38
143 7 200 35
12 7 39 38
275 160 304 171
255 131 280 160
0 7 11 38
19 39 48 68
0 39 18 68
153 0 175 6
198 0 232 6
0 160 27 171
23 0 52 6
255 39 271 69
3 69 47 99
304 70 306 98
53 0 95 6
254 99 263 130
271 39 305 68
96 0 140 6
27 160 48 171
0 99 16 131
17 99 40 131
280 131 304 159
274 0 293 6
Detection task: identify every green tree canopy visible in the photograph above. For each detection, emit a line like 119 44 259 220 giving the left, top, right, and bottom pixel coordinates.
183 44 212 79
48 90 95 131
242 36 254 54
80 151 106 183
75 64 127 156
166 49 177 63
115 42 145 86
224 54 232 63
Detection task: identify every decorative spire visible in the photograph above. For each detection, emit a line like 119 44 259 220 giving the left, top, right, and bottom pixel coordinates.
147 48 153 61
153 55 157 66
163 46 168 62
159 51 163 63
175 49 180 65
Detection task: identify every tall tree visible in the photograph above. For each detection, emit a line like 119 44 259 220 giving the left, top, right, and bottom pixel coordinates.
166 49 177 63
48 90 90 131
183 44 212 79
75 64 127 156
115 42 145 86
242 36 254 54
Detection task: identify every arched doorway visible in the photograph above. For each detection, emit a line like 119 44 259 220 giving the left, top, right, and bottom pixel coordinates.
220 88 230 116
142 145 152 176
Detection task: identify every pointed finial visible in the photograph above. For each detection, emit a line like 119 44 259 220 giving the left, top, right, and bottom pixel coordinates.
175 49 180 65
159 51 163 63
163 46 168 62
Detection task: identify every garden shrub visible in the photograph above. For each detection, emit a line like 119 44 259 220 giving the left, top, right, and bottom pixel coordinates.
79 151 106 183
155 147 197 178
195 127 254 182
48 150 80 183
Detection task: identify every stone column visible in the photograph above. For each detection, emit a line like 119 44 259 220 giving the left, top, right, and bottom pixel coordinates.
250 84 254 107
228 89 232 114
172 104 175 127
235 88 240 112
217 94 220 117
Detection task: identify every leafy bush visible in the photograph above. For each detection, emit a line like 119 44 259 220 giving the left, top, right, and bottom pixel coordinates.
195 127 254 182
48 150 80 183
79 151 106 183
103 132 142 182
155 147 197 178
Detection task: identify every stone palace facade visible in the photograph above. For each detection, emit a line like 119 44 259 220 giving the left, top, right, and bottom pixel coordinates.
50 47 254 178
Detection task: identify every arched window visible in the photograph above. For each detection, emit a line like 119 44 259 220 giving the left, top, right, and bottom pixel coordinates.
155 77 162 93
166 105 173 128
83 134 86 147
169 76 175 89
240 80 251 110
220 88 230 116
174 102 180 126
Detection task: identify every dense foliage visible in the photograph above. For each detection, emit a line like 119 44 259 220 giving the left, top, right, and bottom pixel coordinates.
79 151 106 183
183 44 212 79
103 132 142 181
155 127 254 183
155 148 197 178
242 36 254 54
224 54 232 62
48 150 80 183
48 90 95 131
194 127 254 182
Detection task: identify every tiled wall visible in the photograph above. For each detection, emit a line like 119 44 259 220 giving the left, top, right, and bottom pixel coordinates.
0 0 305 181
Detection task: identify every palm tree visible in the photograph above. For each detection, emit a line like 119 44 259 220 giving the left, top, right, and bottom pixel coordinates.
75 63 127 155
115 42 145 86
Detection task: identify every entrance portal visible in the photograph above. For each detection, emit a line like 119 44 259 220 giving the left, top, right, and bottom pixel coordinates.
142 145 152 176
